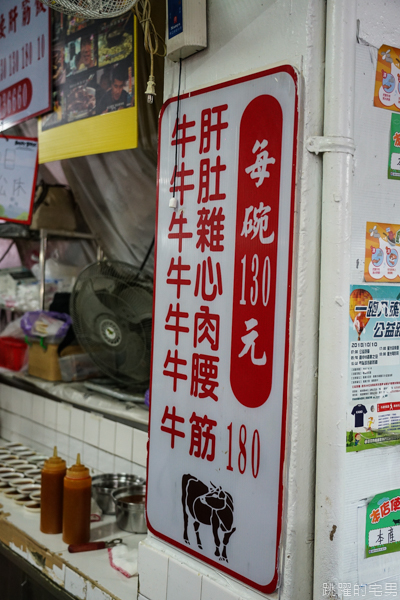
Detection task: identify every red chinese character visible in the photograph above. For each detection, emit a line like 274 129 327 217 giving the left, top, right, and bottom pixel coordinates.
189 412 217 461
161 405 185 448
163 349 187 392
35 0 46 15
170 162 195 206
9 7 18 33
22 0 30 26
199 104 228 154
380 500 391 518
0 15 5 39
194 256 223 301
197 156 226 203
191 353 219 401
391 496 400 512
165 303 189 345
166 256 191 299
370 508 380 524
168 211 193 252
171 113 196 158
196 206 225 252
194 305 220 351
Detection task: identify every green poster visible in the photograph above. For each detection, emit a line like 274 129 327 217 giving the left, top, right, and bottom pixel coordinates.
388 113 400 179
366 490 400 557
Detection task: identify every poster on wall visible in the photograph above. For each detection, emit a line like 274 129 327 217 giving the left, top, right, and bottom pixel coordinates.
147 67 298 593
364 221 400 282
0 0 51 130
374 45 400 113
388 113 400 179
38 10 137 163
366 490 400 557
347 285 400 452
0 136 38 224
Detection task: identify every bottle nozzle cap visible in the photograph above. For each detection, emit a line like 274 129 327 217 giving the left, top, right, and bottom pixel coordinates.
66 453 90 480
43 446 66 471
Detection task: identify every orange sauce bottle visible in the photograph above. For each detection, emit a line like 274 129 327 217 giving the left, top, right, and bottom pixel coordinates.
40 446 66 534
62 454 92 545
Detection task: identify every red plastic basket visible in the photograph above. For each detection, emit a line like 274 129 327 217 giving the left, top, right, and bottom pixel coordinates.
0 337 27 371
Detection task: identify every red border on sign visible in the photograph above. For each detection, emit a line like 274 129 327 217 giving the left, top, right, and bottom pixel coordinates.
0 135 39 225
147 65 299 594
0 8 52 132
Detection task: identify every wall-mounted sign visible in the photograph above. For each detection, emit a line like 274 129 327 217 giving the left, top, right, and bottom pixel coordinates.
0 0 51 130
147 66 298 593
365 222 400 282
347 285 400 452
388 113 400 179
0 135 38 224
38 10 137 163
374 45 400 113
366 490 400 557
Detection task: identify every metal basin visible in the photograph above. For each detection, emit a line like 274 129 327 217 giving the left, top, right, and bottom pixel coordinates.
111 484 146 533
92 473 145 515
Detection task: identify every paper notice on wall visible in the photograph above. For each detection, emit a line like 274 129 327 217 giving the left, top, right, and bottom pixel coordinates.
366 490 400 558
364 222 400 283
347 285 400 452
0 136 38 224
374 45 400 113
388 114 400 179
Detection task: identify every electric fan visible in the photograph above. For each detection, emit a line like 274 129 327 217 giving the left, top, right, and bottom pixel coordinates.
70 260 153 391
38 0 137 19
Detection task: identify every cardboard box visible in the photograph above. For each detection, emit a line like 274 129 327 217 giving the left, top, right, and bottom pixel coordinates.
28 342 62 381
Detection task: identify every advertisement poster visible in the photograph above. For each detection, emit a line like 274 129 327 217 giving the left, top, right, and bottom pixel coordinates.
364 221 400 283
347 285 400 452
147 67 298 593
366 490 400 558
0 0 51 130
388 114 400 180
38 11 137 163
374 45 400 113
0 136 38 224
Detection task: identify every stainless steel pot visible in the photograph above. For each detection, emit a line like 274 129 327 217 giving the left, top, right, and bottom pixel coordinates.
92 473 145 515
111 484 146 533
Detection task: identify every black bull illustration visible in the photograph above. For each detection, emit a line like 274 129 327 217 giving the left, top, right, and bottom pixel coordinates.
182 474 236 562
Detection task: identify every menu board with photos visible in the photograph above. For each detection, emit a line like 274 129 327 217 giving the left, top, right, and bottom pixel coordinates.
43 11 134 129
38 10 137 163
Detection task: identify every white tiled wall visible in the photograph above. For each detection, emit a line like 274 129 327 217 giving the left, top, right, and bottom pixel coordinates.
0 383 147 478
137 540 255 600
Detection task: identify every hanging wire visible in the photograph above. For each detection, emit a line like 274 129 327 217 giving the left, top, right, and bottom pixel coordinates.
134 0 166 102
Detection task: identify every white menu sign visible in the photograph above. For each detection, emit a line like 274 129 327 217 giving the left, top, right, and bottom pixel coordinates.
0 135 38 223
0 0 51 130
147 67 298 593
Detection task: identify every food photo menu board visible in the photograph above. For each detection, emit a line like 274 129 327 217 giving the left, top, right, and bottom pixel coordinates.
38 10 138 162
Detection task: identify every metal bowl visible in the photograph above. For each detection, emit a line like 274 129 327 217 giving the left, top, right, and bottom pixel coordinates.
111 484 146 533
92 473 145 515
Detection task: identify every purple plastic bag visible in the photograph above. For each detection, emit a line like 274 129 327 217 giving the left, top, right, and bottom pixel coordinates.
21 311 72 340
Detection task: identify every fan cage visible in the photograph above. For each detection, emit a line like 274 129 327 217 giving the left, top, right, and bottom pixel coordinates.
39 0 136 19
70 260 153 389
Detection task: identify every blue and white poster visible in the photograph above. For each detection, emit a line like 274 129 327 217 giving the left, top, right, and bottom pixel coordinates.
347 284 400 452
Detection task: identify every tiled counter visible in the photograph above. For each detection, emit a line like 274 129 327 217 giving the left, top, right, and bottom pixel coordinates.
0 379 149 599
0 489 146 600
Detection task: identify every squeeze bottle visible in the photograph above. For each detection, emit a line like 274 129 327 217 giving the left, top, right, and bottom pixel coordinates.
40 446 66 534
62 453 92 545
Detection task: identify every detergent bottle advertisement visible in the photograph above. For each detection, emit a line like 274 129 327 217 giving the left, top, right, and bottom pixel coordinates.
374 45 400 113
364 222 400 283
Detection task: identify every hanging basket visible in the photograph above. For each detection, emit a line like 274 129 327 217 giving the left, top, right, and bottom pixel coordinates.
38 0 136 19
